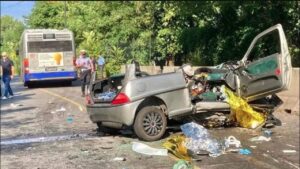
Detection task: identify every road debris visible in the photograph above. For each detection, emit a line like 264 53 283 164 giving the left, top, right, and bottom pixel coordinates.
286 144 296 148
56 107 66 112
284 109 292 114
249 136 271 142
163 134 191 161
223 86 265 129
226 149 240 153
67 155 79 160
181 122 224 157
239 148 251 155
263 130 273 137
10 103 23 108
112 157 126 161
100 146 113 149
172 160 192 169
224 136 241 148
282 150 297 153
66 116 73 123
202 113 236 128
132 142 168 156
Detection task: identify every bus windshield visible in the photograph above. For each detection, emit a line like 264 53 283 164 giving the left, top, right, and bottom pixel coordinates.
27 40 73 53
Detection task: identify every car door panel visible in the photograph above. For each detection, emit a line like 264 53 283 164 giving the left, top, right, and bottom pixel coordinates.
239 24 292 101
239 54 282 98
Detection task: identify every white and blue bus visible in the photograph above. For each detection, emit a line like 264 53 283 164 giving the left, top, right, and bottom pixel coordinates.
19 29 77 87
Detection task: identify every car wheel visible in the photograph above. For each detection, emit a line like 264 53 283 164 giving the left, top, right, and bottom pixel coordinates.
27 82 33 88
64 81 72 86
134 106 167 141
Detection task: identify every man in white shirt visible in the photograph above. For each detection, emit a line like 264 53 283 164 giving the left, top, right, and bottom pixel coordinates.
76 50 93 97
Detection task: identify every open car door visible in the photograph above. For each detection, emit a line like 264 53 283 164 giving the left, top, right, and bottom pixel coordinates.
238 24 292 102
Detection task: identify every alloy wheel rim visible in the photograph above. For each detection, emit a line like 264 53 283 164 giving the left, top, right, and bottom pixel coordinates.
143 112 163 136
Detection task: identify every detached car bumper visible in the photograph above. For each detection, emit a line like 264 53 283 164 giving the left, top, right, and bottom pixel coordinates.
86 101 142 127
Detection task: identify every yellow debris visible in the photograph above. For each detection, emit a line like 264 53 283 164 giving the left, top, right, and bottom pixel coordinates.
162 134 191 161
224 87 266 129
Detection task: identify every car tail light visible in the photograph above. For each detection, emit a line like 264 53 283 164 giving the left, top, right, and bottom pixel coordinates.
86 95 94 105
24 58 29 74
111 93 130 105
275 68 281 76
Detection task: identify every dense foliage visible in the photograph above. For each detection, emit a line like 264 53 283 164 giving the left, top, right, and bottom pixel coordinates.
0 16 24 75
1 1 299 75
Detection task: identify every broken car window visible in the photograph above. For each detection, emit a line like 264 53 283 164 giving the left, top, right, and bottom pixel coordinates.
248 30 280 62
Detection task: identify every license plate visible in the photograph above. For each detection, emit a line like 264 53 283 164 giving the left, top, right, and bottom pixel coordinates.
45 67 57 71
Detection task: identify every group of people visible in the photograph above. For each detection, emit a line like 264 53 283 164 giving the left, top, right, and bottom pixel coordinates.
0 52 15 100
0 50 105 99
75 49 105 97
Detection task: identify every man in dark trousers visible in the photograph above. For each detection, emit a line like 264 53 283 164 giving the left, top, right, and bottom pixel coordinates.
0 52 15 100
75 50 93 97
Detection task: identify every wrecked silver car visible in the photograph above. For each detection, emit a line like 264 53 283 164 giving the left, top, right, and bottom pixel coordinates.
86 24 292 141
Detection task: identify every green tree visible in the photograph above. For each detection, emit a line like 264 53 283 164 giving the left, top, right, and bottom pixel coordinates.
27 1 299 69
0 16 25 75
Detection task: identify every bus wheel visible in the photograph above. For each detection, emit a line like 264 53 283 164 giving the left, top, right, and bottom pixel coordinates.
64 81 72 86
27 82 33 88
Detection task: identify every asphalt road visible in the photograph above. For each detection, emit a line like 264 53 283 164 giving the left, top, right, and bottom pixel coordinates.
1 77 299 169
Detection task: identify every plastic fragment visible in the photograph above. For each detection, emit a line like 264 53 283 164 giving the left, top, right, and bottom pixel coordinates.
224 136 241 148
263 130 273 137
249 136 271 142
239 148 251 155
112 157 126 161
282 150 297 153
132 142 168 156
66 116 73 123
180 122 224 157
56 107 66 112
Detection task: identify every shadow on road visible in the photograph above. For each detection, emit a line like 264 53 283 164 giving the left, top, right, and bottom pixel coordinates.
0 93 36 107
26 80 81 89
0 106 36 116
1 117 36 129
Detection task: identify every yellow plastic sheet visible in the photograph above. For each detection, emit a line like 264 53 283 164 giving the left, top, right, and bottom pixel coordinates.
162 134 191 161
224 87 266 129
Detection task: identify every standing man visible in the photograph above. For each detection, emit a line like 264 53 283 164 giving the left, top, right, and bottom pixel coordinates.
0 52 14 100
97 54 105 79
76 50 93 97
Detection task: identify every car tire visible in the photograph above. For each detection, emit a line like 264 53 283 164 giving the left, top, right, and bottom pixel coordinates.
64 81 72 86
134 106 167 141
27 82 33 88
